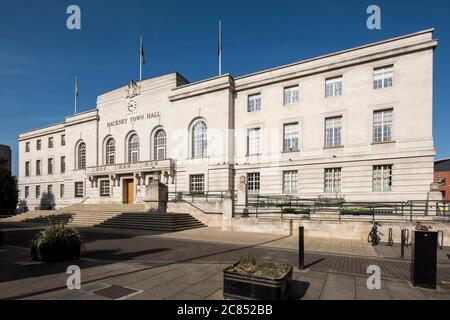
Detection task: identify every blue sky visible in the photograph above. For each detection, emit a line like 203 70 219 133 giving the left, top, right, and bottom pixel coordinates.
1 0 449 176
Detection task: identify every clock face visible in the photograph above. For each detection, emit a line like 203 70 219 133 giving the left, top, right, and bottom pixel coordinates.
127 99 137 114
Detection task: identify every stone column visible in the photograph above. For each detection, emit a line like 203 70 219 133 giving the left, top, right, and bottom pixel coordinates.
426 183 443 216
222 190 234 231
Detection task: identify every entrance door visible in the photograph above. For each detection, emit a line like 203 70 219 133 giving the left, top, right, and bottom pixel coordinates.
124 179 134 204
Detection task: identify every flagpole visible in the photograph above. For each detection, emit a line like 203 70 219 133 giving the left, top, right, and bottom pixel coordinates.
74 76 78 114
140 37 143 82
218 21 222 76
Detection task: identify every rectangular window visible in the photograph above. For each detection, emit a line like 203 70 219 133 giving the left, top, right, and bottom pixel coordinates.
36 139 41 151
325 76 343 98
324 168 342 193
373 65 393 89
25 162 30 177
283 171 298 195
36 186 41 198
247 173 260 195
61 134 66 146
190 175 205 194
48 158 54 175
61 156 66 173
248 128 261 155
373 165 393 192
284 85 299 106
283 123 299 152
48 137 54 149
25 186 29 199
60 184 65 198
36 160 41 176
48 185 53 195
248 94 261 112
373 109 393 143
100 180 110 197
75 182 84 198
25 142 30 153
325 116 342 148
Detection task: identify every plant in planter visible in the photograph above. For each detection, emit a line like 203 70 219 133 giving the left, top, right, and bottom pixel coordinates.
30 221 83 263
282 207 311 215
340 208 374 216
223 257 293 300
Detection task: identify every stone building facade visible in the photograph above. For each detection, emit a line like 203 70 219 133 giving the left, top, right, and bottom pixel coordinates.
18 29 438 209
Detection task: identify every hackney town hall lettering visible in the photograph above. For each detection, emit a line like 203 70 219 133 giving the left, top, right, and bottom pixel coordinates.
107 112 160 128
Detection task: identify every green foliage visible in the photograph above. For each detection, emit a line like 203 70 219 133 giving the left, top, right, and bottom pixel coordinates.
317 196 346 205
30 221 83 262
231 257 291 280
0 169 18 211
281 207 311 214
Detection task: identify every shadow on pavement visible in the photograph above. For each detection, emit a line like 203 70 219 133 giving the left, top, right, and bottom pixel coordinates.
289 280 310 300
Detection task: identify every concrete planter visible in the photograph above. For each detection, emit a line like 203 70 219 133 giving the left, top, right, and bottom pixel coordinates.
282 208 311 215
223 263 293 300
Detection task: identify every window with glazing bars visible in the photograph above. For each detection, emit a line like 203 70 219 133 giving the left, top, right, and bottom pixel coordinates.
325 117 342 148
373 66 393 89
247 172 260 195
248 94 261 112
373 165 392 192
324 168 342 193
283 123 299 151
248 128 261 155
325 76 343 97
373 109 393 143
192 122 207 159
284 86 299 106
190 175 205 194
283 171 298 194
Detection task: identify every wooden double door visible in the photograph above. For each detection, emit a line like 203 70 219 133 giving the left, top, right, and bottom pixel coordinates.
123 179 134 204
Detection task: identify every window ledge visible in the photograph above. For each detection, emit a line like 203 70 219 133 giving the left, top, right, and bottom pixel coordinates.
323 146 344 150
246 154 263 157
282 150 300 154
371 141 396 145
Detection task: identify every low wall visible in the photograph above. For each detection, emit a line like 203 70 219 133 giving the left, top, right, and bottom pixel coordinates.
228 217 450 245
167 201 223 227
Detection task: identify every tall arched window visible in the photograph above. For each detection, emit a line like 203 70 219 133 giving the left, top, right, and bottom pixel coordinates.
128 134 140 163
105 138 116 165
192 121 207 159
78 143 86 170
154 129 166 160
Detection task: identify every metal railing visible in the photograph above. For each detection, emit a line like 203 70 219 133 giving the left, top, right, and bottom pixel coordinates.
168 191 228 203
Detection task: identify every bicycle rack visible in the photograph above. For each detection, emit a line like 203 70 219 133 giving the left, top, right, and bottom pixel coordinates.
388 228 394 246
437 230 444 250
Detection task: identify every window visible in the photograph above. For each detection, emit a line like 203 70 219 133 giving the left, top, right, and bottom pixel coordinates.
248 128 261 155
25 186 29 199
283 123 299 152
105 138 116 165
373 165 393 192
325 76 343 97
154 129 167 160
247 173 260 195
373 109 393 143
324 168 342 193
128 134 140 163
75 182 84 198
36 160 41 176
36 186 41 198
248 94 261 112
192 121 207 159
48 158 54 175
25 162 30 177
60 184 65 198
325 116 342 148
78 143 86 169
283 171 298 195
61 134 66 146
48 185 53 195
100 180 110 197
190 175 205 194
374 65 393 89
36 139 41 151
48 137 54 149
25 142 30 153
61 156 66 173
284 86 299 106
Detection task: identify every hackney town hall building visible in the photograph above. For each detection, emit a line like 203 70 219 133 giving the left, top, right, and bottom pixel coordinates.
18 29 438 210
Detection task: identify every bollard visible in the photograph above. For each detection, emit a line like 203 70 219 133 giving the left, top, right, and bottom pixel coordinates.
400 229 405 259
299 227 305 270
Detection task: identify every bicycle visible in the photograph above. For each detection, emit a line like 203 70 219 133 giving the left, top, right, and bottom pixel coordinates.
368 222 383 246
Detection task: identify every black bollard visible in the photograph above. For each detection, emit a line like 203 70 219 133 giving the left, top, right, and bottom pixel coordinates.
299 227 305 270
400 229 405 259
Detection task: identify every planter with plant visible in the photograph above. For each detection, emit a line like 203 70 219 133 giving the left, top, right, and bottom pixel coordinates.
30 221 83 263
340 208 374 216
223 257 293 300
282 207 311 215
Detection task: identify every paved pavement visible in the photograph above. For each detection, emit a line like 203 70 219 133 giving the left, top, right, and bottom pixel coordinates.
1 223 450 300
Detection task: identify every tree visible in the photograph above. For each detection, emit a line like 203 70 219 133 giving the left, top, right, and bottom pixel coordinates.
0 169 18 213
